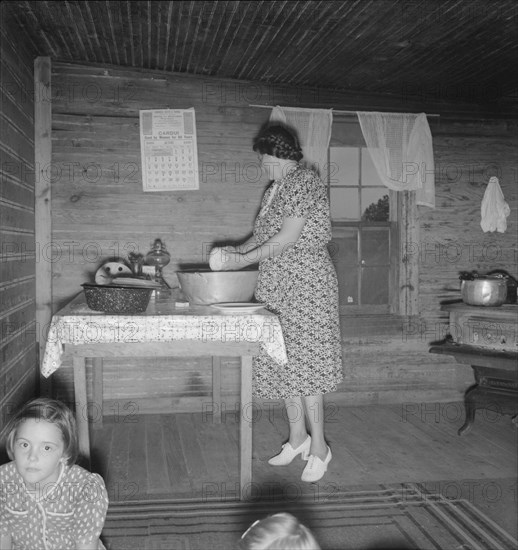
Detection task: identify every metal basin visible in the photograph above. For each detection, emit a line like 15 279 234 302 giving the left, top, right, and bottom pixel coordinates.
460 277 508 307
176 269 259 305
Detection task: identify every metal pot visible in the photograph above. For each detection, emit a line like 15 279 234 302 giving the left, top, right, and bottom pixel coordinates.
460 277 508 307
176 269 259 305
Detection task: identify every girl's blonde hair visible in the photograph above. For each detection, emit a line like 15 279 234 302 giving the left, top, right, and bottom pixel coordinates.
240 513 321 550
5 398 79 466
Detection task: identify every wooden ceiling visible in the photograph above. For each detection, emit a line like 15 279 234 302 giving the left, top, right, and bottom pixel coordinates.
3 0 518 106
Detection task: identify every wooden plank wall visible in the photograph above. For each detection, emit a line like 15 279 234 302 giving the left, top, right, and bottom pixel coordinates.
49 61 518 412
0 17 38 435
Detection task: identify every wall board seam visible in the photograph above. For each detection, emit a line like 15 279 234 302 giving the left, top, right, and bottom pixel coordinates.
0 276 35 290
0 173 35 193
0 229 34 238
0 112 35 146
0 198 35 213
0 141 36 168
0 366 36 406
0 111 35 142
0 345 36 375
0 299 36 320
0 326 36 353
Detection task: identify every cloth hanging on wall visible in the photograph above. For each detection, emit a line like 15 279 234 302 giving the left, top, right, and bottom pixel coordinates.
356 112 435 208
480 176 510 233
269 106 333 179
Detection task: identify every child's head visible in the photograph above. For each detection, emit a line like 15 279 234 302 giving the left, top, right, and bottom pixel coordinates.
239 513 321 550
5 398 79 468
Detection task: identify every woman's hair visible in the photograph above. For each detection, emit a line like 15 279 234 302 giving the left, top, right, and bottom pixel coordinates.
240 513 321 550
253 125 303 161
4 398 79 466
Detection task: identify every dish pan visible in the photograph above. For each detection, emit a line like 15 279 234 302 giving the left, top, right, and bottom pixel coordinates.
211 302 266 313
82 283 153 314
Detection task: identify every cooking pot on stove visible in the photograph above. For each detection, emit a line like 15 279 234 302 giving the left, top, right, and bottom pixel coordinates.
487 269 518 304
459 272 508 307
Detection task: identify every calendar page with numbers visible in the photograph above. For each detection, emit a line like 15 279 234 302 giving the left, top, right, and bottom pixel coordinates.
139 108 199 191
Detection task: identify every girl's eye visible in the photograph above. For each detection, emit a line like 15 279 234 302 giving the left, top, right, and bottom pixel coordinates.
18 441 29 448
44 445 53 452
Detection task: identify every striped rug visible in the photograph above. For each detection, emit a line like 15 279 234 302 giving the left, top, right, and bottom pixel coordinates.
102 483 517 550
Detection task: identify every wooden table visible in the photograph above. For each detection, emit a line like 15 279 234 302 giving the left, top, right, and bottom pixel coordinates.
41 292 287 499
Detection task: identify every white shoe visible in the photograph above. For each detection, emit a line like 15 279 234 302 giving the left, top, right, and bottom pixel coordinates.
301 446 332 482
268 436 311 466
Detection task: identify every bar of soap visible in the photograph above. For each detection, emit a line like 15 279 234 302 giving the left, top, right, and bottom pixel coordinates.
175 301 190 308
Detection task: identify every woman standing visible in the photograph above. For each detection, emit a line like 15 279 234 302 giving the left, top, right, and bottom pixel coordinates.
216 125 343 482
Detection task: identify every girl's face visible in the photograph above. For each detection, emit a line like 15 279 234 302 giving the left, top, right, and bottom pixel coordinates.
13 418 66 490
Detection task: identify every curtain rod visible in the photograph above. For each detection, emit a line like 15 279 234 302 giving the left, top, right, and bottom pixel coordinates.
248 104 440 117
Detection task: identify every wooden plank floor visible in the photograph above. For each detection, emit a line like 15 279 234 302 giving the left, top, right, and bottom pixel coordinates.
91 402 518 535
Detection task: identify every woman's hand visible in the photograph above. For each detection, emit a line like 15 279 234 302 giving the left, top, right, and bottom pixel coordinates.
209 246 246 271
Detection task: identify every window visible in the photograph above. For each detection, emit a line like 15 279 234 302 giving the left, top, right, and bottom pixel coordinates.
327 119 419 317
328 146 394 313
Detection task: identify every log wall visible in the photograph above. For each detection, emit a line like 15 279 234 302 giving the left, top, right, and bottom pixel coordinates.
48 61 518 413
0 19 38 435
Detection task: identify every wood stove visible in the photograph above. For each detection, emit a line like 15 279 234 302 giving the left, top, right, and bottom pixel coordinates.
430 302 518 435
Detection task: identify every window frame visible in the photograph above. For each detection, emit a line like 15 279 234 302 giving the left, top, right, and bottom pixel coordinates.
327 118 419 317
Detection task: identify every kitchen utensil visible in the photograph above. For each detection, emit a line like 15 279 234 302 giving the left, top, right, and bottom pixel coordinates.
82 283 153 313
460 276 508 307
176 269 259 305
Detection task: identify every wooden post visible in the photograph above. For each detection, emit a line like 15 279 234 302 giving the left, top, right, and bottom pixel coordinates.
34 57 52 395
73 356 91 469
399 191 419 316
240 356 253 499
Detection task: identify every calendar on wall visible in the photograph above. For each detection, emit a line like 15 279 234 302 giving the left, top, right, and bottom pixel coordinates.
139 108 199 191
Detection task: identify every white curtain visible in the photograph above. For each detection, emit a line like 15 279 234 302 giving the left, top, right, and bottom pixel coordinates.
269 106 333 179
356 112 435 208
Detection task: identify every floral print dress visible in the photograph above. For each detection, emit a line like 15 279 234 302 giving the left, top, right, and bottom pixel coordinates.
252 165 343 399
0 462 109 549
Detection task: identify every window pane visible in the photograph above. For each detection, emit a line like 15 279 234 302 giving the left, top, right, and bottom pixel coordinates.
361 189 389 221
361 267 389 305
330 188 360 220
329 147 359 186
329 228 358 306
361 227 389 266
330 227 358 265
361 148 384 186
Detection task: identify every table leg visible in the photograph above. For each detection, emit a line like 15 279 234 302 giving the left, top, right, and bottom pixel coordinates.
240 356 253 500
92 358 103 430
73 356 91 466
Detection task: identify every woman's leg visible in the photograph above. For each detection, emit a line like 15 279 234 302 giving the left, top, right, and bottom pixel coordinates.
284 397 309 448
302 395 328 460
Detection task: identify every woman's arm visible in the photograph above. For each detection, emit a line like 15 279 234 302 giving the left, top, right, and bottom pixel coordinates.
223 217 306 269
0 534 12 549
234 234 257 253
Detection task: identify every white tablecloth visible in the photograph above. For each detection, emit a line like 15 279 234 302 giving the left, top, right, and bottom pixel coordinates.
41 293 288 377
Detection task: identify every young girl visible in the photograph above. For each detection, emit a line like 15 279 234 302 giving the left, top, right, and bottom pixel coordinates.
239 513 321 550
0 398 109 549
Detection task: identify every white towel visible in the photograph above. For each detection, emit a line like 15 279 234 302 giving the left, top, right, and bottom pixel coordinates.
480 176 510 233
